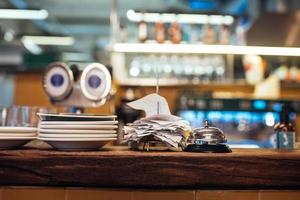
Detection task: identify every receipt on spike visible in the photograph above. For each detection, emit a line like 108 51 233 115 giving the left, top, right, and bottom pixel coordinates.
127 93 170 117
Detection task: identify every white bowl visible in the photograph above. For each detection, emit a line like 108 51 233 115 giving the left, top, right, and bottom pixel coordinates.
39 137 116 151
0 137 36 149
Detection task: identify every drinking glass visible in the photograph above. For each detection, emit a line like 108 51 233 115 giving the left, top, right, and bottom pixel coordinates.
0 106 7 126
5 106 46 127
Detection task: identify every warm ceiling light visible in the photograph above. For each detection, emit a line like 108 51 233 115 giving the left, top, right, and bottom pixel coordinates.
126 10 234 25
0 9 48 20
112 43 300 57
21 36 74 46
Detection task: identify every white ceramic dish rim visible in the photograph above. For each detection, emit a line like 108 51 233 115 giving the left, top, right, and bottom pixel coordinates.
38 129 117 134
0 127 37 133
0 136 36 140
40 121 118 125
37 113 117 119
38 124 118 130
0 133 37 137
38 137 117 141
39 133 117 138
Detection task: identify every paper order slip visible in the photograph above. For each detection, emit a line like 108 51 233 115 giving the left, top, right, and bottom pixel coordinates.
127 93 171 116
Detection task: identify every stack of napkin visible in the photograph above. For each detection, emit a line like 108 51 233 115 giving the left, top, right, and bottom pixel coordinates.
123 93 191 150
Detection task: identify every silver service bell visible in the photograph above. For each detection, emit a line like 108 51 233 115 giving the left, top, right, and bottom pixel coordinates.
185 120 231 153
192 120 227 145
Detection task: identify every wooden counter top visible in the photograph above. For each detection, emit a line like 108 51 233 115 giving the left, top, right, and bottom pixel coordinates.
0 147 300 189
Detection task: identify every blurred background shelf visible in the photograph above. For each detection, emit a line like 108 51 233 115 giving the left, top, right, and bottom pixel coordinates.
281 82 300 89
117 79 251 87
111 42 300 56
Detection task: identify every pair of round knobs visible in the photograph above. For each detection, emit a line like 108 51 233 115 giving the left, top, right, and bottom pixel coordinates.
43 62 111 102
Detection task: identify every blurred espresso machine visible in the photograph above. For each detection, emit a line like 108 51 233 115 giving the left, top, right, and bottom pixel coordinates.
43 62 112 112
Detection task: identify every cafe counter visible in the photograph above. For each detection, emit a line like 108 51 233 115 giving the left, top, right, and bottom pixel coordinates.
0 147 299 189
0 146 300 200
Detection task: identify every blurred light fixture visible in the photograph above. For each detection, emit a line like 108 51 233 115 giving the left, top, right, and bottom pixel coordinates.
265 112 275 127
126 10 234 25
22 38 43 55
112 43 300 56
4 30 15 42
0 9 48 20
21 36 74 46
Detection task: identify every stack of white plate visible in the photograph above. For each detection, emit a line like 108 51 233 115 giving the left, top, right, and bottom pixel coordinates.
37 113 118 151
0 127 37 149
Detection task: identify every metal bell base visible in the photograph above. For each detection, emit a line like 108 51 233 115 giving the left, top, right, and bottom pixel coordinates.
184 143 232 153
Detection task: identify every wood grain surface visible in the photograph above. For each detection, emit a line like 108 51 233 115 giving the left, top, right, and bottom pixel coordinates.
0 147 299 189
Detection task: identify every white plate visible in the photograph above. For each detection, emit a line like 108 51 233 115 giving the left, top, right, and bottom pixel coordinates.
0 136 36 140
39 133 117 138
39 137 117 141
39 124 118 130
40 121 118 125
0 133 37 137
39 138 116 151
37 113 117 121
0 138 35 149
38 129 117 134
0 127 37 133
